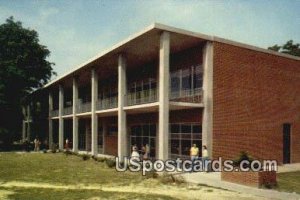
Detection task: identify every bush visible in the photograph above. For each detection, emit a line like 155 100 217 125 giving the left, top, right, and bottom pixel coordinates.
105 159 116 168
51 144 58 153
233 151 254 168
158 173 185 185
82 154 90 161
64 150 73 156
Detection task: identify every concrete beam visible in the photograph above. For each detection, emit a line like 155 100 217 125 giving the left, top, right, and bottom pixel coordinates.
118 54 128 160
91 68 98 156
202 41 214 158
158 31 170 160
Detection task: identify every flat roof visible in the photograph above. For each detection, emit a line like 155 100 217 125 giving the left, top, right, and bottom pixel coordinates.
44 23 300 89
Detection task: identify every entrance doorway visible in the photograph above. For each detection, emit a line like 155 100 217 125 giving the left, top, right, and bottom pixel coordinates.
283 123 291 164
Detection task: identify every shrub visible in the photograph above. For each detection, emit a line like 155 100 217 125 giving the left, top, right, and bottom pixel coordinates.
158 173 185 185
64 150 73 156
82 154 91 161
51 144 57 153
105 159 116 168
233 151 254 168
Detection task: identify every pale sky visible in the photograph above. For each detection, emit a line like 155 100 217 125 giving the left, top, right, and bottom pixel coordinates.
0 0 300 78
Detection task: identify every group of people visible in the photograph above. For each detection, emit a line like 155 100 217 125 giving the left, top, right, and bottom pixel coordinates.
190 144 209 172
131 144 150 161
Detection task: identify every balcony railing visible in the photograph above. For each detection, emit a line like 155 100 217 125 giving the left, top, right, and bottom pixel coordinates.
170 88 203 103
50 109 59 117
77 102 91 113
126 89 157 106
63 106 73 115
97 96 118 110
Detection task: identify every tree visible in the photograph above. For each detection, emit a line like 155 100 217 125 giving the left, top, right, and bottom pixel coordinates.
268 40 300 57
0 17 55 145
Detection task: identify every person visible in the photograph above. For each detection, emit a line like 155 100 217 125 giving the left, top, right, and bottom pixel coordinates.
143 144 150 160
190 144 199 172
131 145 140 162
34 137 40 152
65 138 69 151
202 145 209 172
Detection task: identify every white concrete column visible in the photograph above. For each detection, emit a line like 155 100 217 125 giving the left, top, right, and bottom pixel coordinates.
158 31 170 160
26 104 31 141
48 92 53 148
58 85 64 150
202 41 214 158
91 68 98 156
118 54 128 160
72 77 79 152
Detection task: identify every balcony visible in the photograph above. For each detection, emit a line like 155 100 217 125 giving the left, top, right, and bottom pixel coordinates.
126 89 157 106
63 106 73 115
77 101 91 113
170 88 203 103
97 96 118 110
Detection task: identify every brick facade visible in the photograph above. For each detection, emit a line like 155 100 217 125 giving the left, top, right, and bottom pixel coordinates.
221 170 277 188
213 42 300 163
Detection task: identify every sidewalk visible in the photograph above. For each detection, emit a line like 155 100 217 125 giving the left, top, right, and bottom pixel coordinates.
181 172 300 200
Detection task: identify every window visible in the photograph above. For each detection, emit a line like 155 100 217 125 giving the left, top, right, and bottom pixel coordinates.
108 125 117 136
169 123 202 159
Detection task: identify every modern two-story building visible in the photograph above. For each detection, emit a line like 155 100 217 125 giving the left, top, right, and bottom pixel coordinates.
22 23 300 164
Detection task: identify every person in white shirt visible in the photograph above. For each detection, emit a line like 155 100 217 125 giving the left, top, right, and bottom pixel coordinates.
202 145 209 172
131 146 140 162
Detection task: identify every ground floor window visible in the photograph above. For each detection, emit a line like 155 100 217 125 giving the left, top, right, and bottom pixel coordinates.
169 123 202 159
130 124 156 158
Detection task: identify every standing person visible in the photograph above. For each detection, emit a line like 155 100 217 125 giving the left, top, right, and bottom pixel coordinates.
65 138 69 151
131 145 140 162
190 144 199 172
36 139 40 151
143 144 150 160
34 137 39 152
202 145 209 172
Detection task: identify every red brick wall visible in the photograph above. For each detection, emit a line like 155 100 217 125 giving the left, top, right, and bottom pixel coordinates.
221 170 277 187
104 136 118 156
213 42 300 163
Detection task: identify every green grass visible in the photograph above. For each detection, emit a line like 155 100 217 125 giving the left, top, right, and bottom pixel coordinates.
277 171 300 194
0 152 143 186
0 152 178 199
2 187 177 200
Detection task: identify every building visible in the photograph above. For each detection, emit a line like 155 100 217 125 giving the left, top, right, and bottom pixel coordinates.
22 23 300 164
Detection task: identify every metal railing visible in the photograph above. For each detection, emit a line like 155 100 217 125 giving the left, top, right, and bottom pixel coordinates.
63 106 73 115
170 88 203 103
126 89 157 106
97 96 118 110
77 102 91 113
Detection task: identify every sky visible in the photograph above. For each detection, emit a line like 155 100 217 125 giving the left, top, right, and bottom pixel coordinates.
0 0 300 78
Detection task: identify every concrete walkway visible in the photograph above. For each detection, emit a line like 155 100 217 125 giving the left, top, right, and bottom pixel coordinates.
181 172 300 200
278 163 300 173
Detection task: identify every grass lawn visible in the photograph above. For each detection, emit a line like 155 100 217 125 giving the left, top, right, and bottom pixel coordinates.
0 152 267 200
277 171 300 194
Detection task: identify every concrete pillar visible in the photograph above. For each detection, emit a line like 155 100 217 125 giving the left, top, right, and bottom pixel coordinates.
26 104 31 141
202 41 214 158
91 68 98 156
58 85 64 150
72 77 79 152
118 54 128 160
49 92 53 148
158 31 170 160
